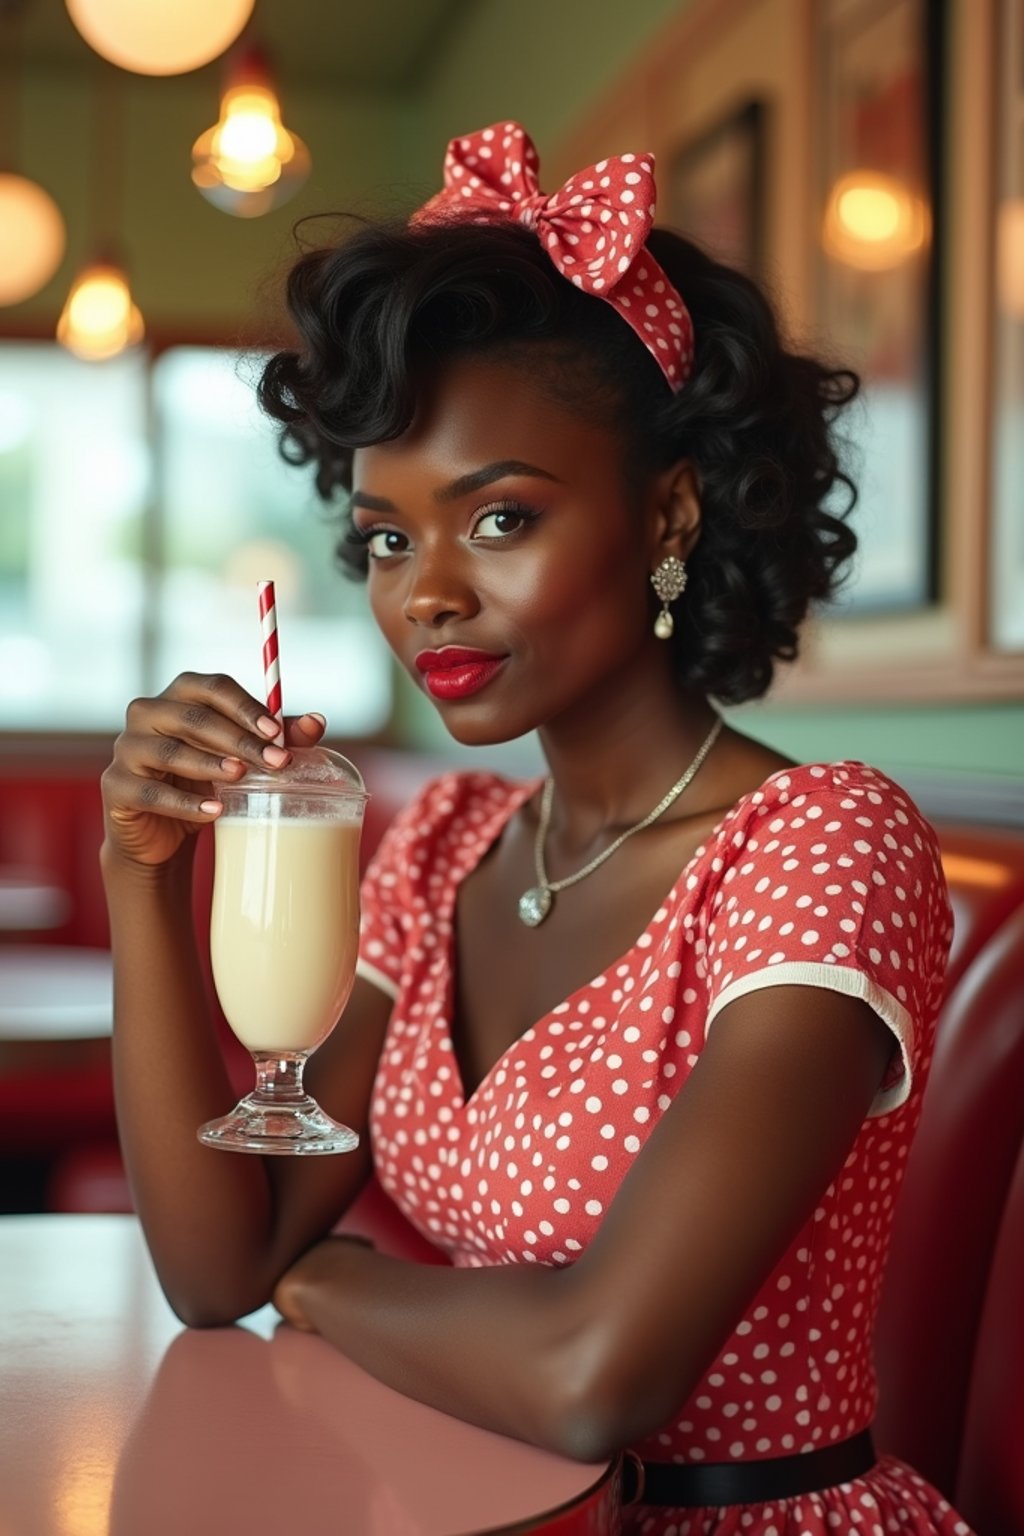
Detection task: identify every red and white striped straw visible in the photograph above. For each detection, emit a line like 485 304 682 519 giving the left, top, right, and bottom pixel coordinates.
257 580 284 747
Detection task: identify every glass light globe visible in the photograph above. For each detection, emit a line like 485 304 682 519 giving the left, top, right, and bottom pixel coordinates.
0 174 66 305
192 83 310 217
65 0 255 76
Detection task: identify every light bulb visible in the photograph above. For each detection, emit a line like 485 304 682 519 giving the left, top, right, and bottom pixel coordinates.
192 63 309 218
57 261 144 361
997 198 1024 319
822 170 929 271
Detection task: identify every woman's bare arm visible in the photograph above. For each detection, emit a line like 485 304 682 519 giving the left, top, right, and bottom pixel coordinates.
273 986 893 1459
101 673 391 1325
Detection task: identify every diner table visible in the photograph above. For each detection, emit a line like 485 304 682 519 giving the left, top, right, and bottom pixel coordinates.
0 939 111 1069
0 868 70 934
0 945 113 1041
0 1215 619 1535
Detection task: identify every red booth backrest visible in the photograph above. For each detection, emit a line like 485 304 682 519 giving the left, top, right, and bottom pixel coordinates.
873 899 1024 1487
956 1121 1024 1533
0 774 110 949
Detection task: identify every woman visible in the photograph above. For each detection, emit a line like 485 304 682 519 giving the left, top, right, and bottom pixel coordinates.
101 123 974 1534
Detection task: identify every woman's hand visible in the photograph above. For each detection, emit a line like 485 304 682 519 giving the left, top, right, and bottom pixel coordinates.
100 672 327 869
273 1236 376 1333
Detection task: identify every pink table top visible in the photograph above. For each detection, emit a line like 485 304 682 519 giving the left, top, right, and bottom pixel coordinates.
0 1215 615 1535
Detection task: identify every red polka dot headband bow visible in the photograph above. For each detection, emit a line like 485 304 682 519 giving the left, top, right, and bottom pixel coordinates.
409 120 695 392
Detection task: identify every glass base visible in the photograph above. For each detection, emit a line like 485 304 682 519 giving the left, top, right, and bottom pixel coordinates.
197 1051 359 1156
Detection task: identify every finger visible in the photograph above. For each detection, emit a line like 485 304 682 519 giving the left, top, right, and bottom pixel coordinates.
136 698 292 772
283 712 327 748
104 765 224 823
161 672 285 743
121 730 252 786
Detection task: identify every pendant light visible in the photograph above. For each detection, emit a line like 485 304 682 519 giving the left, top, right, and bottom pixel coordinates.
57 254 144 360
57 59 143 361
0 0 67 305
822 170 930 272
191 43 310 219
65 0 254 77
997 199 1024 319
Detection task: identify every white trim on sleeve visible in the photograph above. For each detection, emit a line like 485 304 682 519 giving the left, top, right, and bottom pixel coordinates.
355 958 400 1003
704 961 915 1119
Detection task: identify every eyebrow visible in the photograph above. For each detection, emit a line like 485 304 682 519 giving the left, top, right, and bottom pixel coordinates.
350 459 563 514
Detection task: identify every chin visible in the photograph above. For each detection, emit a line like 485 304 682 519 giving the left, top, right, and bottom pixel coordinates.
434 707 532 749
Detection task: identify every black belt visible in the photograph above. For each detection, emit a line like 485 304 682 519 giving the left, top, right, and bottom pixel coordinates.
622 1428 877 1508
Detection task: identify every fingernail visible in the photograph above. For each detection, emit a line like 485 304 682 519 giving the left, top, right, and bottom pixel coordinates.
200 801 222 816
306 712 327 729
257 714 281 738
220 757 245 775
262 744 290 767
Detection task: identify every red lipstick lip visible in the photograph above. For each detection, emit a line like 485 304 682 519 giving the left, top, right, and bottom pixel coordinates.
420 655 507 702
415 646 507 674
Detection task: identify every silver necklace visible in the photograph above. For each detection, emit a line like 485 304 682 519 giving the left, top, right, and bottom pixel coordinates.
517 713 724 927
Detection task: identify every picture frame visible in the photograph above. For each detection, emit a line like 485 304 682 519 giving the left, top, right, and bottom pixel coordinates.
665 99 767 281
815 0 945 617
989 0 1024 653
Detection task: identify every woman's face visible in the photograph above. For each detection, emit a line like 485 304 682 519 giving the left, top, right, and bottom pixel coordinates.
351 353 679 747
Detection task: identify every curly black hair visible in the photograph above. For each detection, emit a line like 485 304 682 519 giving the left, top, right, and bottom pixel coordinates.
257 214 860 705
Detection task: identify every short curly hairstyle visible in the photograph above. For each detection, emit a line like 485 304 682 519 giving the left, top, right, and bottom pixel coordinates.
257 215 860 705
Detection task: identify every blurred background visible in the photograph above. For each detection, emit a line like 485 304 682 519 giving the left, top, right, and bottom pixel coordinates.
0 0 1021 1213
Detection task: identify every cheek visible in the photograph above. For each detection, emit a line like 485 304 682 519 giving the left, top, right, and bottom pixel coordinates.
367 573 402 644
491 522 646 640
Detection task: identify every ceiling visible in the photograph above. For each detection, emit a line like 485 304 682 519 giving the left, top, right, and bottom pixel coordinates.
6 0 477 90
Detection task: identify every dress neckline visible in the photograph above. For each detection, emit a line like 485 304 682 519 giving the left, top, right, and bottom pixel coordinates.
438 759 864 1110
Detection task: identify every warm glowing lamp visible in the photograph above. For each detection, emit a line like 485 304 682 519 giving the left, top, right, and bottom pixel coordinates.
65 0 255 76
57 259 144 361
0 173 66 305
997 198 1024 319
192 46 310 218
822 170 930 271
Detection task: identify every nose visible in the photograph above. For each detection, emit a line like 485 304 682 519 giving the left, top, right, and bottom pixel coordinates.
402 544 481 630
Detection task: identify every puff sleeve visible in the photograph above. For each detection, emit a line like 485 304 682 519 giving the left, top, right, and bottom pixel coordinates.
699 763 954 1118
355 776 448 1003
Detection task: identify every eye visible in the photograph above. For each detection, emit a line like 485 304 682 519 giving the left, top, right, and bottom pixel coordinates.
365 529 410 559
472 500 538 539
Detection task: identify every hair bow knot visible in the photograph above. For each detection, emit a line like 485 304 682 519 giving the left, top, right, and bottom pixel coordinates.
410 121 694 390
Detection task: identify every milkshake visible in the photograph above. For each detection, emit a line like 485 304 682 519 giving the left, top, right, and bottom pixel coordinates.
211 817 360 1053
197 745 367 1155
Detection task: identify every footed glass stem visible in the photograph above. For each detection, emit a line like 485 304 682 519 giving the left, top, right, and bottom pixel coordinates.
197 1051 359 1156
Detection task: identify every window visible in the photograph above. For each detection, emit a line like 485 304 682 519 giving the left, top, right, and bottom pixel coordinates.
0 343 390 733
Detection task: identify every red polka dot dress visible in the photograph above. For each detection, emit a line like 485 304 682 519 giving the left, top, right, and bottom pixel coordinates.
356 760 976 1536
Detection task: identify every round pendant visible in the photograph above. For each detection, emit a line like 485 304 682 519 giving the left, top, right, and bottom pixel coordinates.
518 886 553 927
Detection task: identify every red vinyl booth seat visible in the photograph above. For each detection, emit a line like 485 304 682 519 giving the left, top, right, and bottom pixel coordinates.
7 757 1024 1535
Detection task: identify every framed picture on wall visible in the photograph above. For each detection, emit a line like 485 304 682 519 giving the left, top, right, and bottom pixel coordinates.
666 99 766 280
815 0 944 616
990 0 1024 653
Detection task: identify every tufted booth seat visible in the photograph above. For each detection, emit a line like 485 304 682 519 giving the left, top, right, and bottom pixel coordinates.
4 752 1024 1532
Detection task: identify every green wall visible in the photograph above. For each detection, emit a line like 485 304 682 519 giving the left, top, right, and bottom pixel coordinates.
410 0 687 185
13 66 414 329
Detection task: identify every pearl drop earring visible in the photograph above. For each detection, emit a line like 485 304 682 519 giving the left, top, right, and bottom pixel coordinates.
650 556 687 639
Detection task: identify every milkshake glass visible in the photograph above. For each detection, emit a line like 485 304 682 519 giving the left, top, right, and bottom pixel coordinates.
198 746 367 1155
